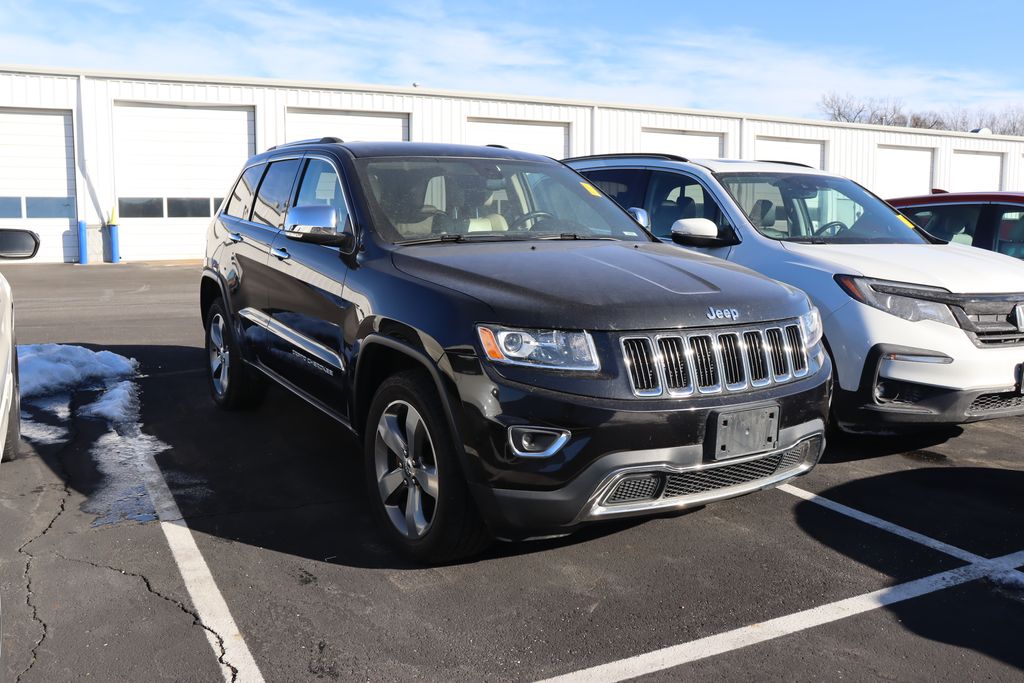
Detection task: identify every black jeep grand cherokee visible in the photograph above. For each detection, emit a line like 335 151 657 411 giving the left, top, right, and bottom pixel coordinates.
200 140 831 562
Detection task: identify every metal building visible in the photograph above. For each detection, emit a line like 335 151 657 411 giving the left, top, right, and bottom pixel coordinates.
2 65 1023 263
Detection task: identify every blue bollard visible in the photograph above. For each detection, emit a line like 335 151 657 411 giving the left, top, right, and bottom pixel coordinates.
109 223 120 263
77 219 88 264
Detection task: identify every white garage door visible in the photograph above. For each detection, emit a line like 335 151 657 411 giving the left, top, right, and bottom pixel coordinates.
640 129 723 158
949 151 1003 192
113 103 255 261
287 110 408 142
755 137 824 169
0 109 77 262
465 119 569 158
874 146 934 198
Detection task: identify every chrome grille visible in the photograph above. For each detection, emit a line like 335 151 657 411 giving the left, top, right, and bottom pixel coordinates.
621 320 811 398
657 336 691 394
765 328 788 379
689 335 720 391
744 331 769 385
785 325 808 374
622 337 659 395
718 333 745 388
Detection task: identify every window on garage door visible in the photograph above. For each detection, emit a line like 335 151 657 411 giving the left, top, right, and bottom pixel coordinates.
225 164 267 220
902 205 983 246
295 158 351 233
252 160 300 229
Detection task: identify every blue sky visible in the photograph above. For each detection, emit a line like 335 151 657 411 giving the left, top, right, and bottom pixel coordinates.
1 0 1022 118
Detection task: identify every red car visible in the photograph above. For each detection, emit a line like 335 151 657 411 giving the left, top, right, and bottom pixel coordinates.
888 191 1024 259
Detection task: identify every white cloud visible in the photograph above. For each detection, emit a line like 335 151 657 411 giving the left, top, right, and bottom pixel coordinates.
0 0 1021 118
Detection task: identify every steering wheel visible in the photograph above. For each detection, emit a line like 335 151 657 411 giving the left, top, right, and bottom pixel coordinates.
509 211 554 231
814 220 850 237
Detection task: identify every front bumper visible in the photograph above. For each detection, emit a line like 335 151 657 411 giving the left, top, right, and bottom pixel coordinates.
453 361 831 538
832 343 1024 430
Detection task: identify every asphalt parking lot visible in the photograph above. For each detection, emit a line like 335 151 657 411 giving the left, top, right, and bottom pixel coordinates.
1 262 1022 682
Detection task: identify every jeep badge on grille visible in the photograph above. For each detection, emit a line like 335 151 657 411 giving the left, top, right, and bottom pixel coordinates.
707 306 740 321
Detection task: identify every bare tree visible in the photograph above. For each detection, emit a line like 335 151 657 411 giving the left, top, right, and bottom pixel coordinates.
819 92 1024 136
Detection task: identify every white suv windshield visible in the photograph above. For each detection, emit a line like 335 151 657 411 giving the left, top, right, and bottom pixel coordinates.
718 172 927 245
358 157 648 244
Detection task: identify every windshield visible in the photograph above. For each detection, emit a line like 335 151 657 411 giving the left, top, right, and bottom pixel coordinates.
718 172 927 245
357 157 649 244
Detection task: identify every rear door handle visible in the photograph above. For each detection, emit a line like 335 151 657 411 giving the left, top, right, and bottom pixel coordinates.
227 232 243 243
271 247 290 261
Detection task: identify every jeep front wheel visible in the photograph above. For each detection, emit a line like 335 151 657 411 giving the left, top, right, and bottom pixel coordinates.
364 370 489 563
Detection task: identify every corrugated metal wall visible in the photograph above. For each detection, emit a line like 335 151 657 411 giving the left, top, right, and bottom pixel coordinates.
2 67 1023 262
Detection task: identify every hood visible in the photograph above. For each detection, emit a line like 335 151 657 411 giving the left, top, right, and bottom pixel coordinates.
780 242 1024 293
392 240 808 331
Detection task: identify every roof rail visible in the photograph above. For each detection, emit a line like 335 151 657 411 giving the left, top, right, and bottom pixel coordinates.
754 159 813 168
485 143 509 149
562 152 689 163
267 136 344 151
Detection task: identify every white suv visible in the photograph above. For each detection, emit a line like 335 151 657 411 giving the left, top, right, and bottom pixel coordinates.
566 154 1024 432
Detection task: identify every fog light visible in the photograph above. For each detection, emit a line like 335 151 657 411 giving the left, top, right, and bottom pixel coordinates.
508 426 571 458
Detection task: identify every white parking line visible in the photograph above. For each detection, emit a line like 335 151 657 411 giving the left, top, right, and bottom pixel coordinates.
538 484 1024 683
777 484 984 563
137 450 266 682
537 550 1024 683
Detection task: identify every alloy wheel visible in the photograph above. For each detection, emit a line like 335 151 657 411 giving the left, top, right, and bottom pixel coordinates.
208 313 230 396
374 400 439 539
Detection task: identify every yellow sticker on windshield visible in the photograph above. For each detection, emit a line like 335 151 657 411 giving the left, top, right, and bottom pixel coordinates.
580 181 602 197
898 214 916 229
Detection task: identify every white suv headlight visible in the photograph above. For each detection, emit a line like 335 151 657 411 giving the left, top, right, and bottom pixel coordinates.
477 325 600 371
834 275 958 327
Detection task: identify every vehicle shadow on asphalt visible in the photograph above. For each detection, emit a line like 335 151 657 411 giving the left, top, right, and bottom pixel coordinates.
794 467 1024 670
26 343 674 570
821 425 964 464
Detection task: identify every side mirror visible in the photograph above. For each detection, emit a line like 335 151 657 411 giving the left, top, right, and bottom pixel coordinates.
670 218 735 247
284 205 353 250
0 229 40 260
626 207 650 228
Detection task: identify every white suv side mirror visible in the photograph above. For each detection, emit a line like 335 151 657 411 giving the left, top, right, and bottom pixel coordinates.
670 218 737 248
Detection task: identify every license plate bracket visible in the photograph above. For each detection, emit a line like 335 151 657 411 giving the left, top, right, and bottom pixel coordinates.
712 405 780 460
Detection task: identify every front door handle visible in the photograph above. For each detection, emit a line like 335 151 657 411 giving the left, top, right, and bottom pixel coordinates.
227 232 243 243
271 247 290 261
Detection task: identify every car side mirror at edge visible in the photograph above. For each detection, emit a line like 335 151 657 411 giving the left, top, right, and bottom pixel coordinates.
670 218 735 247
283 205 354 250
0 229 40 260
626 207 650 228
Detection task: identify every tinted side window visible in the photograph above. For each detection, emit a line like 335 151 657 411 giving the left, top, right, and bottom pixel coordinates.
993 205 1024 258
225 164 266 219
582 168 650 210
252 159 301 229
645 171 731 238
295 159 351 232
912 204 983 245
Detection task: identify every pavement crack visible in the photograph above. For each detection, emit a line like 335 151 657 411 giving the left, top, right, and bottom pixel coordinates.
52 552 240 681
14 409 77 683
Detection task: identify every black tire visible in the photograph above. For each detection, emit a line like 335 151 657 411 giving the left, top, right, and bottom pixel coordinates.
364 370 490 563
2 350 20 463
204 298 265 410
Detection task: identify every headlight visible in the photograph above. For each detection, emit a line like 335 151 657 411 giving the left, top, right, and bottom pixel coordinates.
834 275 958 327
477 325 600 371
798 306 823 347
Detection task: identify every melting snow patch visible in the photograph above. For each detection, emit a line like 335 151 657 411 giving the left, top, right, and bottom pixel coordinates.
25 393 71 420
18 344 137 398
85 425 170 527
19 412 70 446
80 381 138 424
